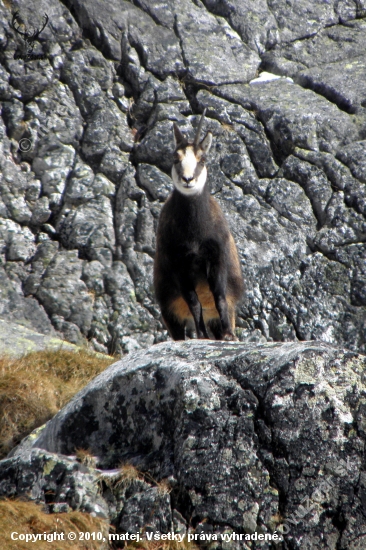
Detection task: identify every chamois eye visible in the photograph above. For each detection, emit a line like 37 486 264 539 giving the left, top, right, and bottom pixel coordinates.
173 153 180 164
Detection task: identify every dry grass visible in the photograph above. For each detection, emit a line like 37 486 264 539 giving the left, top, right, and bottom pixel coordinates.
118 463 142 483
115 464 172 495
220 122 235 133
76 448 98 468
98 463 142 492
0 498 199 550
0 348 114 458
0 350 196 550
0 349 201 550
0 499 110 550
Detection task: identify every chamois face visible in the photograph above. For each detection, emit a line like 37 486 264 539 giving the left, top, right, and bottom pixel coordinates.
172 121 212 196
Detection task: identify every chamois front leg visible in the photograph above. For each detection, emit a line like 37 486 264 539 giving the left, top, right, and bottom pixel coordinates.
203 239 237 341
161 306 186 341
214 294 237 341
181 286 209 339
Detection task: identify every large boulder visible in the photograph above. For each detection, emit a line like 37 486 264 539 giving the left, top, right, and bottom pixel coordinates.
2 340 366 549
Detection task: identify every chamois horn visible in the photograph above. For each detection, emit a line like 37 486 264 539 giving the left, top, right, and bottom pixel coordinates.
193 108 207 149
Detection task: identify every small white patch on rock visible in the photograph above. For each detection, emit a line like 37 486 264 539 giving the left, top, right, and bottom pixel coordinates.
249 71 294 85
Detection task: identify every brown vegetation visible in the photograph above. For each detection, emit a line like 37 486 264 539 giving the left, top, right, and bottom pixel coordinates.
0 348 114 458
0 499 110 550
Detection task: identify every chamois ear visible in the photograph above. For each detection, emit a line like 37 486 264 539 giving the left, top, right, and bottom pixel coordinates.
199 131 213 155
173 123 185 147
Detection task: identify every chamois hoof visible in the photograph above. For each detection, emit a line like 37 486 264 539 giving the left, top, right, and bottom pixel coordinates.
223 332 238 341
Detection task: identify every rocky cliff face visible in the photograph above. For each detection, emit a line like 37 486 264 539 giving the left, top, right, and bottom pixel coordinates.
0 0 365 354
2 340 366 549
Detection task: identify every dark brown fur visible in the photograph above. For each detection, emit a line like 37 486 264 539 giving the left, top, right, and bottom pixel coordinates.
154 127 244 340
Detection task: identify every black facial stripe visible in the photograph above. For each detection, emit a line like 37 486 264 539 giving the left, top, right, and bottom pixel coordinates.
193 162 204 179
175 164 183 178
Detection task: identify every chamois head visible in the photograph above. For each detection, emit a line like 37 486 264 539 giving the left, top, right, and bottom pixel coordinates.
172 109 213 196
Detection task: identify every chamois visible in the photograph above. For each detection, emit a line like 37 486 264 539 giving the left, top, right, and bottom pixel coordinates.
154 109 244 341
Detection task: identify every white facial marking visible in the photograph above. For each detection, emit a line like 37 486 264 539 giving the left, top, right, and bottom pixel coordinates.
172 145 207 196
172 165 207 196
181 147 197 179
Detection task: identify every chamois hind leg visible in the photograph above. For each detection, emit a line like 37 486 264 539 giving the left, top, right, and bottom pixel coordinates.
206 266 236 341
228 303 238 341
214 301 238 341
215 296 237 340
161 308 186 340
209 291 235 340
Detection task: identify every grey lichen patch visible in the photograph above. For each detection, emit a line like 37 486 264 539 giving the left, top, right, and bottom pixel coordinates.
0 320 78 357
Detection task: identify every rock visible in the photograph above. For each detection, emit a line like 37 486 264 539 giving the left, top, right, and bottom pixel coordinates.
25 83 83 155
0 319 76 356
0 448 108 517
31 195 51 225
199 0 279 54
0 0 364 355
0 262 56 336
336 141 366 183
57 196 116 256
32 143 75 198
2 340 366 548
0 157 41 224
0 219 36 261
214 79 358 157
136 164 172 202
264 0 338 43
10 70 53 104
174 0 260 86
279 155 333 226
264 177 316 234
36 250 93 337
295 57 366 114
262 20 366 76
